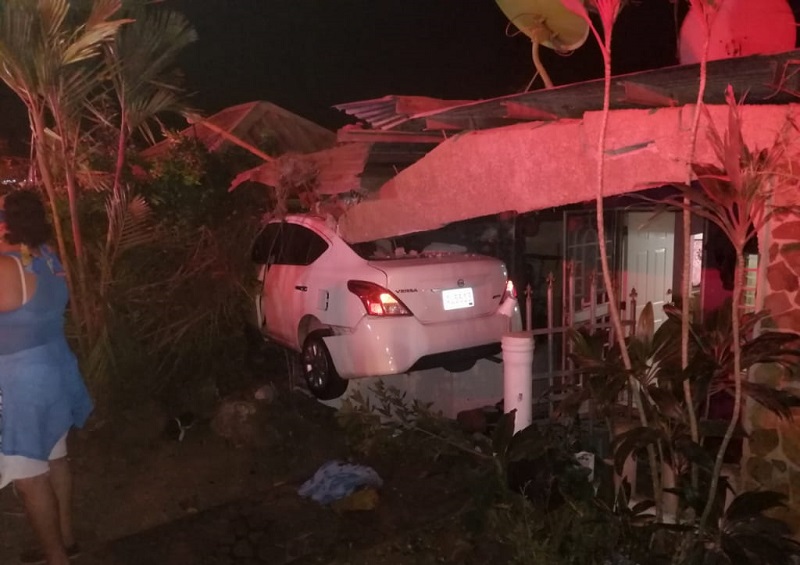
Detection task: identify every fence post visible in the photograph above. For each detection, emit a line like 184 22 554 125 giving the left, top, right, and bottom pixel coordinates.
589 269 597 332
546 272 555 416
627 287 638 420
525 283 532 332
564 261 575 395
503 331 535 433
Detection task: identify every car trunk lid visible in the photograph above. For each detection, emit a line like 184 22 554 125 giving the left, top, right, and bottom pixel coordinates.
367 254 507 323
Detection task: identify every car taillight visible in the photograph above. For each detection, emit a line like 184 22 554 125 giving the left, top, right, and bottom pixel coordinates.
501 280 517 303
347 280 412 316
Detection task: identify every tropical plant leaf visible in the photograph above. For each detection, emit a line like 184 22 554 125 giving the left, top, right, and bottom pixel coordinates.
611 426 664 476
715 491 800 565
672 434 714 470
507 423 549 463
116 194 156 251
645 386 685 423
725 491 788 528
739 382 800 420
492 410 516 459
635 301 655 344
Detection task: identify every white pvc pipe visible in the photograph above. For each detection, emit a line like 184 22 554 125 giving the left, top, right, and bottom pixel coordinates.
502 331 534 433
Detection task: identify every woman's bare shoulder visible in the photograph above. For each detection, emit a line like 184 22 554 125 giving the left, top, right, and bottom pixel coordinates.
0 253 18 269
0 254 21 281
0 254 23 309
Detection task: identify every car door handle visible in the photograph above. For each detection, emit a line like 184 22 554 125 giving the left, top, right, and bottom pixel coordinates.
295 285 308 292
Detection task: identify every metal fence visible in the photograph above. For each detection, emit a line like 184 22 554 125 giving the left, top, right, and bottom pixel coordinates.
523 263 638 419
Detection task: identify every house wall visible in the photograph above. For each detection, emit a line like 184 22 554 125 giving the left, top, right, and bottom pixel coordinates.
743 181 800 531
338 101 800 522
339 104 800 244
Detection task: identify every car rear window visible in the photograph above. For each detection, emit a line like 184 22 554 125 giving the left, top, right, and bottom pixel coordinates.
252 223 329 266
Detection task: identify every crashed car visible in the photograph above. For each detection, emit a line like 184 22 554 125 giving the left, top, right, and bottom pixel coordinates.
251 214 520 400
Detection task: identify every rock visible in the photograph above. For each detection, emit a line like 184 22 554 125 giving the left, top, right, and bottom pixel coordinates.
211 398 279 448
456 408 487 434
253 383 277 403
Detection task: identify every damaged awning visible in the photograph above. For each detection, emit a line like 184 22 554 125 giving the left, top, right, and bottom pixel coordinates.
230 143 371 195
337 103 800 243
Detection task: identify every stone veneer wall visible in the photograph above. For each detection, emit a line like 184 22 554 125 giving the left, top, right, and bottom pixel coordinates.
744 204 800 531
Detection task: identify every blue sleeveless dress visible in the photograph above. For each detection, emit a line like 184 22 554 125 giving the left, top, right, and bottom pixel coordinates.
0 248 93 462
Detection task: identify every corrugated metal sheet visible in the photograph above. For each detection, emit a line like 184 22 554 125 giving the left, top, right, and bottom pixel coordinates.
142 101 336 158
335 95 474 130
230 143 370 195
322 49 800 200
343 50 800 135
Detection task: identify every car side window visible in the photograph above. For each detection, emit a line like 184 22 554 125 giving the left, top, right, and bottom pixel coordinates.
251 224 284 264
281 224 329 266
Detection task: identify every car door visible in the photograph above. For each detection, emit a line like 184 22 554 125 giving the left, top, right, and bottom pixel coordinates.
252 223 285 340
259 222 330 349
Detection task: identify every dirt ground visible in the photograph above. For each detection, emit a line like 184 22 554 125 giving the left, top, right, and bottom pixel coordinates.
0 352 498 565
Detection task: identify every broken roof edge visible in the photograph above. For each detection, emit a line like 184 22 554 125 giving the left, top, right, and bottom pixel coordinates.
337 103 800 243
334 95 476 130
332 49 800 136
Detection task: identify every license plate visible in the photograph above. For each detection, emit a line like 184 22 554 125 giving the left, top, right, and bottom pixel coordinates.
442 287 474 310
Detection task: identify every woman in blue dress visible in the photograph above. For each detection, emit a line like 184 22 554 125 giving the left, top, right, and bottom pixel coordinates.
0 189 93 565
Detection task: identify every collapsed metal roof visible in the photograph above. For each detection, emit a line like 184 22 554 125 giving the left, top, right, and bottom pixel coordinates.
330 49 800 242
142 101 336 158
333 49 800 189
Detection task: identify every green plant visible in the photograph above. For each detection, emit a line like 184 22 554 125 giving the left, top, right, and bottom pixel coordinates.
475 411 656 565
335 381 457 459
651 87 800 537
0 0 130 340
675 491 800 565
564 298 800 563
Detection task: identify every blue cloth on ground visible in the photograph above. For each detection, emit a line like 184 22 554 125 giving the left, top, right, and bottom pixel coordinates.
298 460 383 504
0 249 93 461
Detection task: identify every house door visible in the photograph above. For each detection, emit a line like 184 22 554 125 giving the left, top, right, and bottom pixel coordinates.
625 212 675 328
564 211 617 325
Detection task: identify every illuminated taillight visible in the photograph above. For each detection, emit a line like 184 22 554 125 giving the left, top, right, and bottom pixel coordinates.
500 279 517 304
347 280 412 316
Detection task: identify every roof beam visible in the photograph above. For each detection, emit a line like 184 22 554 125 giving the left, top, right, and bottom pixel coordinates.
502 101 560 121
620 81 677 107
424 118 464 131
337 125 446 144
338 104 799 242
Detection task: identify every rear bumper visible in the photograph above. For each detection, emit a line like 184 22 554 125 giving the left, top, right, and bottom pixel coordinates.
322 311 512 379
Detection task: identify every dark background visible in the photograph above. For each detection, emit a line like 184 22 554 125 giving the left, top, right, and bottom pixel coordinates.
1 0 800 148
170 0 681 129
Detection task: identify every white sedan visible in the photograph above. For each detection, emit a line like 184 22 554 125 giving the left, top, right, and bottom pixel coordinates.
252 215 520 399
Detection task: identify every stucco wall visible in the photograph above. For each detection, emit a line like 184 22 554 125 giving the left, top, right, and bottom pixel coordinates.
339 103 800 243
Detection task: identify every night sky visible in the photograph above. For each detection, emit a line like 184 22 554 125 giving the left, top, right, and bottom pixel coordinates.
170 0 682 130
0 1 799 146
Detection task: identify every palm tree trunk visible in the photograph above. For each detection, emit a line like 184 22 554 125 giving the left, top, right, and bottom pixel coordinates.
100 111 129 294
682 0 714 493
28 109 75 292
585 6 663 518
700 248 745 528
112 99 127 202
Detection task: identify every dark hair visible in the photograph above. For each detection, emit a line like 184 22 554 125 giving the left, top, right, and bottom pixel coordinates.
3 189 52 247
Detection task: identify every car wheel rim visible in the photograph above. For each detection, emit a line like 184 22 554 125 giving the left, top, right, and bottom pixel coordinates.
303 341 328 391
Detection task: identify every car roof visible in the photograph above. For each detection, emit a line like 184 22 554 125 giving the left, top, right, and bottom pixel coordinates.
267 214 340 240
267 214 328 226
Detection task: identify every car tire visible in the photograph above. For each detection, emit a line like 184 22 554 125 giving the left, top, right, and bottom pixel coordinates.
301 330 349 400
